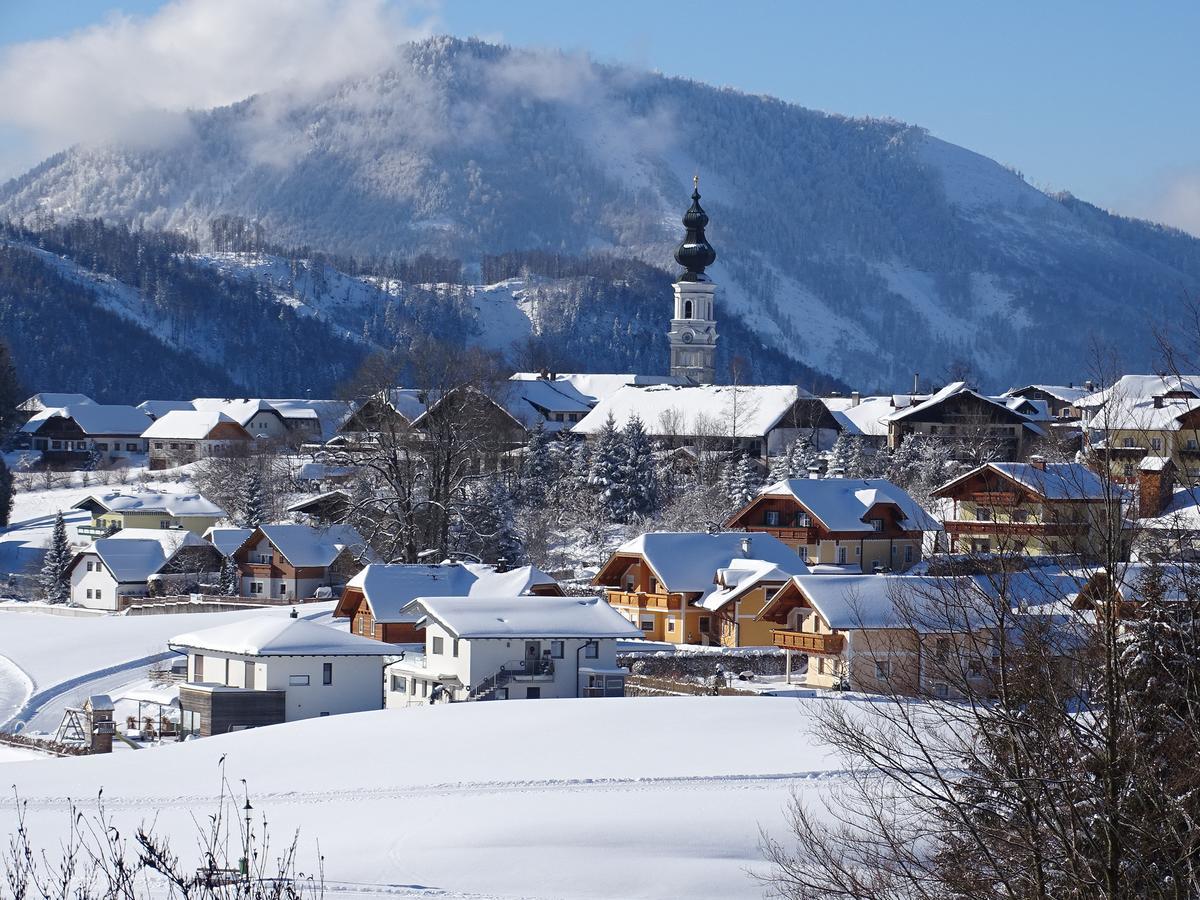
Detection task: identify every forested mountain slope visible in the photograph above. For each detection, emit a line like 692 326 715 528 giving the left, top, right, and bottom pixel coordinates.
2 37 1198 389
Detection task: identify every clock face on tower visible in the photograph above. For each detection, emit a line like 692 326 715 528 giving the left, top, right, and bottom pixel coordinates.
682 329 695 344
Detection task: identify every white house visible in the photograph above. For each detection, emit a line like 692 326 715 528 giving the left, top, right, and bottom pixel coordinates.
191 398 292 440
142 410 253 470
67 529 224 610
170 616 396 737
384 595 639 707
21 404 152 465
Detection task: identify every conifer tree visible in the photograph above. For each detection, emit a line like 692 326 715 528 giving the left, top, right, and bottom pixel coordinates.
0 457 13 530
588 412 626 521
456 479 525 567
826 433 853 476
616 414 659 522
845 435 870 479
218 555 241 596
788 435 820 479
38 511 71 604
241 468 267 529
520 422 554 506
722 452 762 510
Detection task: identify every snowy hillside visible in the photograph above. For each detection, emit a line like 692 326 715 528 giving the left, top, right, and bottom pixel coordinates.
4 37 1200 388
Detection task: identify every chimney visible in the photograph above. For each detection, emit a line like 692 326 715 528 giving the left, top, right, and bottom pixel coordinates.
1138 459 1175 518
912 372 920 394
1028 454 1046 471
1085 380 1095 392
740 536 752 558
1153 395 1164 409
807 463 822 480
851 390 861 407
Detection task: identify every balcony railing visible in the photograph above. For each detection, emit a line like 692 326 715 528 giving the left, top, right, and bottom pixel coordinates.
77 525 110 538
772 630 845 655
943 520 1088 537
746 525 817 543
605 590 685 610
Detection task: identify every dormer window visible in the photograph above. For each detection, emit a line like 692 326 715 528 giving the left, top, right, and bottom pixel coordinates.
795 512 812 528
870 518 884 532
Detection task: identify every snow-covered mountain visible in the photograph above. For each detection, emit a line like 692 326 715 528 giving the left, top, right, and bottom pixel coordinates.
3 36 1199 390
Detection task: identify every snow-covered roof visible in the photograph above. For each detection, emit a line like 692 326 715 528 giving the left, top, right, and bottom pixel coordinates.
252 524 368 568
78 528 208 583
1138 487 1200 531
785 574 990 632
821 396 893 437
204 526 254 556
1005 384 1091 405
265 399 353 439
342 562 561 623
142 410 247 440
509 373 687 405
19 393 95 413
574 384 811 438
602 531 807 602
700 558 795 611
191 398 283 427
72 489 227 518
411 596 640 640
752 478 942 532
170 616 391 657
500 379 593 430
137 400 196 418
21 404 151 436
883 382 1043 434
382 389 430 423
934 462 1116 502
1077 374 1200 410
1139 455 1172 472
296 462 357 482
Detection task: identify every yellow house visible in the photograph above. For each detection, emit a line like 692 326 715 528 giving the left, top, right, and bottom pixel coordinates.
592 531 808 646
757 574 994 697
932 459 1124 560
72 490 228 539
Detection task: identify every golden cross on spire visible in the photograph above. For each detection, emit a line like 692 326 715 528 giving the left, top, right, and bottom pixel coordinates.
693 172 699 190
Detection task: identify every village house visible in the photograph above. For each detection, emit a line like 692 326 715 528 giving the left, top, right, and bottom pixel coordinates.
264 398 353 442
170 616 395 737
334 389 430 443
725 476 941 571
232 524 371 601
16 392 95 425
72 489 227 538
190 398 293 441
932 458 1124 559
883 381 1046 459
137 400 195 421
383 596 638 705
142 410 254 470
1077 375 1200 484
592 531 809 645
203 526 254 557
757 573 993 697
1004 384 1092 421
286 490 353 525
335 561 563 642
21 404 151 466
67 528 224 611
819 392 894 448
573 383 839 459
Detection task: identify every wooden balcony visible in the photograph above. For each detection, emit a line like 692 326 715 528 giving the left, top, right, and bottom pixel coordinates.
772 629 845 655
605 590 685 611
970 491 1020 506
942 520 1087 537
744 525 817 544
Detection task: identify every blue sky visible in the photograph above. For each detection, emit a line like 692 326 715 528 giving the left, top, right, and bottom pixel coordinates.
2 0 1198 232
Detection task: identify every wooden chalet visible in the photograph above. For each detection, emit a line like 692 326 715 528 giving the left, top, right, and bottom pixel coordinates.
232 524 369 602
884 381 1045 458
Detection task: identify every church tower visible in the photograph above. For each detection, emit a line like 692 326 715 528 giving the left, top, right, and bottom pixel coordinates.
668 176 718 384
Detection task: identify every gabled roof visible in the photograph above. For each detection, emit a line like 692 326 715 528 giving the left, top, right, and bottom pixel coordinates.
500 379 593 430
739 478 942 533
1077 374 1200 410
71 489 227 518
203 526 254 556
265 399 353 439
596 531 808 602
700 558 795 612
137 400 196 418
410 596 640 640
766 574 990 633
244 524 368 568
170 616 392 657
932 462 1116 502
409 387 525 432
142 410 250 440
1004 384 1091 405
338 562 562 623
509 373 687 405
19 393 95 413
574 384 812 438
884 382 1044 434
821 396 893 437
76 528 208 583
22 404 151 436
191 398 286 427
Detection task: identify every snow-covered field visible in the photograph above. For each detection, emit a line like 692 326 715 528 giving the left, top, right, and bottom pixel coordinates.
0 695 840 899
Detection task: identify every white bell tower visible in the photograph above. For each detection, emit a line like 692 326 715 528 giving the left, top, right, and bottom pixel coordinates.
668 176 718 384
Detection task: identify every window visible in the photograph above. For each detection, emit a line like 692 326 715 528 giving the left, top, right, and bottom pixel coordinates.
795 512 811 527
976 507 992 521
390 674 406 693
699 617 710 633
584 642 599 659
289 674 310 686
86 589 93 599
160 520 172 528
195 655 204 680
1012 508 1028 523
526 687 541 699
126 443 138 451
323 662 333 685
94 589 101 601
929 426 939 435
764 510 780 526
874 660 890 679
870 518 883 532
319 712 330 717
1123 437 1136 448
1188 438 1199 451
249 582 263 595
968 660 983 677
1123 464 1135 477
550 640 564 658
278 584 287 596
935 637 950 660
837 546 847 564
169 442 178 450
904 545 913 564
666 616 676 633
154 442 164 450
183 443 194 451
431 636 445 654
855 545 861 556
1151 437 1163 451
86 560 94 572
817 657 825 675
452 639 459 658
932 682 949 698
640 619 654 631
96 442 108 451
683 299 693 318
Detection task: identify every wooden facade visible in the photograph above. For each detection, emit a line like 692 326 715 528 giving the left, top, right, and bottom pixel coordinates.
179 685 285 738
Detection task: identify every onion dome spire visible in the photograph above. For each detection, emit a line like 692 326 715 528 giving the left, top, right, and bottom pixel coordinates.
673 173 716 281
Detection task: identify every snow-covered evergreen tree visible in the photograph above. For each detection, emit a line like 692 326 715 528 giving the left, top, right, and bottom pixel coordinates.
241 468 267 529
218 555 241 596
455 479 526 567
845 435 871 479
615 415 659 522
520 422 555 506
769 436 820 483
38 511 71 604
0 457 13 529
826 433 853 476
588 412 626 521
722 452 762 510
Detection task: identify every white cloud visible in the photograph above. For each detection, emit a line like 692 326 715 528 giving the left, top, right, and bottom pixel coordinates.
0 0 439 179
1122 168 1200 238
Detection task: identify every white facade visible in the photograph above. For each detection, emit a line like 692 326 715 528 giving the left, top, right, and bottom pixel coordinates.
186 650 386 721
667 279 718 385
385 622 626 708
69 553 127 610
